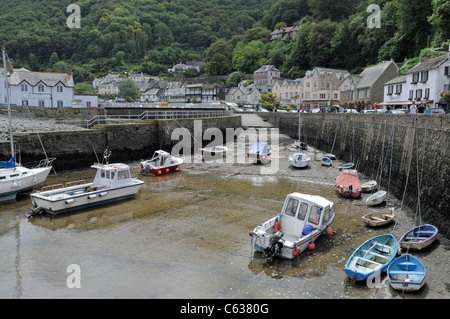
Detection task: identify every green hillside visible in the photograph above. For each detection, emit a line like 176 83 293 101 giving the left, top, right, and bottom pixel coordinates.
0 0 448 83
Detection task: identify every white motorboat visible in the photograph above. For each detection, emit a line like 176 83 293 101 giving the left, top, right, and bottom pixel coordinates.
289 153 310 168
29 150 144 216
250 192 335 260
140 150 183 175
0 48 54 203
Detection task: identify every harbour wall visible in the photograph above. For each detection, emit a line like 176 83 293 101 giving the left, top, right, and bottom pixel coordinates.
259 112 450 238
0 115 241 171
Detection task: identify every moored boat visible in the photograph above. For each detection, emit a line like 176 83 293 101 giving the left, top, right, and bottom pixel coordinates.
289 153 310 168
335 170 361 198
246 142 271 163
388 254 426 292
361 180 377 193
29 150 144 216
250 192 335 260
199 145 227 158
365 190 387 206
140 150 183 175
321 157 332 166
362 208 395 227
339 162 354 170
345 234 398 281
398 224 438 251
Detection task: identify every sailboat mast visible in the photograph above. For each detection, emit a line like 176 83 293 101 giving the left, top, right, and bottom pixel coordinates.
2 48 14 158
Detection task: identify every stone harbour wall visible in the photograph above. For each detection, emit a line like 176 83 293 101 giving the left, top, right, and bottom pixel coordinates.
260 112 450 238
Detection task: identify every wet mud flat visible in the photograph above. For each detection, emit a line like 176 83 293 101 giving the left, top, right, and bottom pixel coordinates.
0 126 449 299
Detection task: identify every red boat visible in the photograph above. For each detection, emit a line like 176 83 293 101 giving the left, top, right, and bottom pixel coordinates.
335 170 361 198
140 150 183 175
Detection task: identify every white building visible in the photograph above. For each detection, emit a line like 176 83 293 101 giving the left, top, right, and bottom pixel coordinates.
0 67 74 108
381 50 450 109
73 94 98 108
253 65 281 93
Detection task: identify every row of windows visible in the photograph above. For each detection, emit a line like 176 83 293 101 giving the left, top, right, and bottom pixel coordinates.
284 198 332 225
409 88 430 100
21 100 64 107
304 92 339 100
21 84 64 92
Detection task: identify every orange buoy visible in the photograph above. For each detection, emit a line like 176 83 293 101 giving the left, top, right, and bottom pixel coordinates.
308 242 315 250
157 170 162 174
166 168 169 172
293 246 301 257
274 221 282 232
326 227 333 235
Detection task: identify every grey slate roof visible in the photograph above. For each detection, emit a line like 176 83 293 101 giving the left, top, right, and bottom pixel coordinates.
406 54 448 74
5 68 74 87
356 61 396 89
384 75 406 85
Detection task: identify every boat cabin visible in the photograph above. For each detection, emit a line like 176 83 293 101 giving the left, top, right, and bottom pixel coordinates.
279 193 334 241
92 163 132 189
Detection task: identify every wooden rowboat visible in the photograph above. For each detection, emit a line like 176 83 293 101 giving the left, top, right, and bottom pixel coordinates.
362 208 395 227
398 224 438 250
361 180 377 193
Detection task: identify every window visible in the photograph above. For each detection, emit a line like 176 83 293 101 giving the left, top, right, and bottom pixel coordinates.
409 90 414 100
415 89 422 100
101 169 105 178
306 82 310 88
305 93 310 100
57 85 63 92
22 100 28 106
411 73 419 84
284 198 299 217
38 84 44 92
319 93 326 100
308 206 322 225
322 206 331 224
21 84 28 92
387 85 393 95
57 100 63 108
334 93 338 99
38 100 45 107
118 170 130 180
424 88 430 99
445 66 449 76
297 202 309 221
420 71 428 82
395 84 402 94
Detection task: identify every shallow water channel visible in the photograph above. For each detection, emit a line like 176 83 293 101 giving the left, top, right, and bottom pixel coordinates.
0 161 427 300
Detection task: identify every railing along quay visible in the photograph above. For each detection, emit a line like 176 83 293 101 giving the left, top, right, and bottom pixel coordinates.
60 110 232 128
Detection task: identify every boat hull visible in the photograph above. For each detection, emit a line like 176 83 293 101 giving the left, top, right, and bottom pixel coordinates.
398 224 438 250
365 191 387 206
362 208 395 227
142 164 181 176
345 234 398 281
30 180 144 215
388 255 426 292
0 166 52 202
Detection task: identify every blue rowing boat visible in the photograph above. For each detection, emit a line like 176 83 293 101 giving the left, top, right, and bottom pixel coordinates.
345 234 398 281
388 254 426 291
321 157 332 166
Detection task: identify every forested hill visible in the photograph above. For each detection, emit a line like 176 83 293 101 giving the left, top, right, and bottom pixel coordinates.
0 0 449 84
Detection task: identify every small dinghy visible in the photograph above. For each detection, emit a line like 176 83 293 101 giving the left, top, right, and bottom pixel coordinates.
339 162 354 170
345 234 398 281
199 145 227 158
321 157 332 166
398 224 438 251
289 153 310 168
365 190 387 206
362 208 395 227
361 180 377 193
246 142 271 163
388 254 426 292
325 153 336 160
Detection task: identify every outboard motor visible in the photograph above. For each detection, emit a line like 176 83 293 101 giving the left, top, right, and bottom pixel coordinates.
263 231 284 261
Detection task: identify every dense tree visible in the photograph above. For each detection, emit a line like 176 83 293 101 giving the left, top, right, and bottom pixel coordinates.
204 40 233 75
118 79 140 102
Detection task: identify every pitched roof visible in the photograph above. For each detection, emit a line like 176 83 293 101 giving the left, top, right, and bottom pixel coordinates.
3 68 74 87
356 61 397 89
384 75 406 85
406 54 448 74
254 65 280 73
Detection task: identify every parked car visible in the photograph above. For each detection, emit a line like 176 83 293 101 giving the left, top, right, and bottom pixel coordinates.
346 109 359 113
429 107 445 114
361 110 376 114
386 109 408 114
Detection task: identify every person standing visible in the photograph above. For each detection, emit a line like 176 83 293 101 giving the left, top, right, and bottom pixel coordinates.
418 103 425 113
410 102 417 114
425 105 431 114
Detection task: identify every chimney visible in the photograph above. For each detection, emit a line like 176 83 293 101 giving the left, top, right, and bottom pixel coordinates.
420 56 429 63
68 65 72 75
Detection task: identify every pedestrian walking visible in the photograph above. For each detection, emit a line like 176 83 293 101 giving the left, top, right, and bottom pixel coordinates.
410 102 417 114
